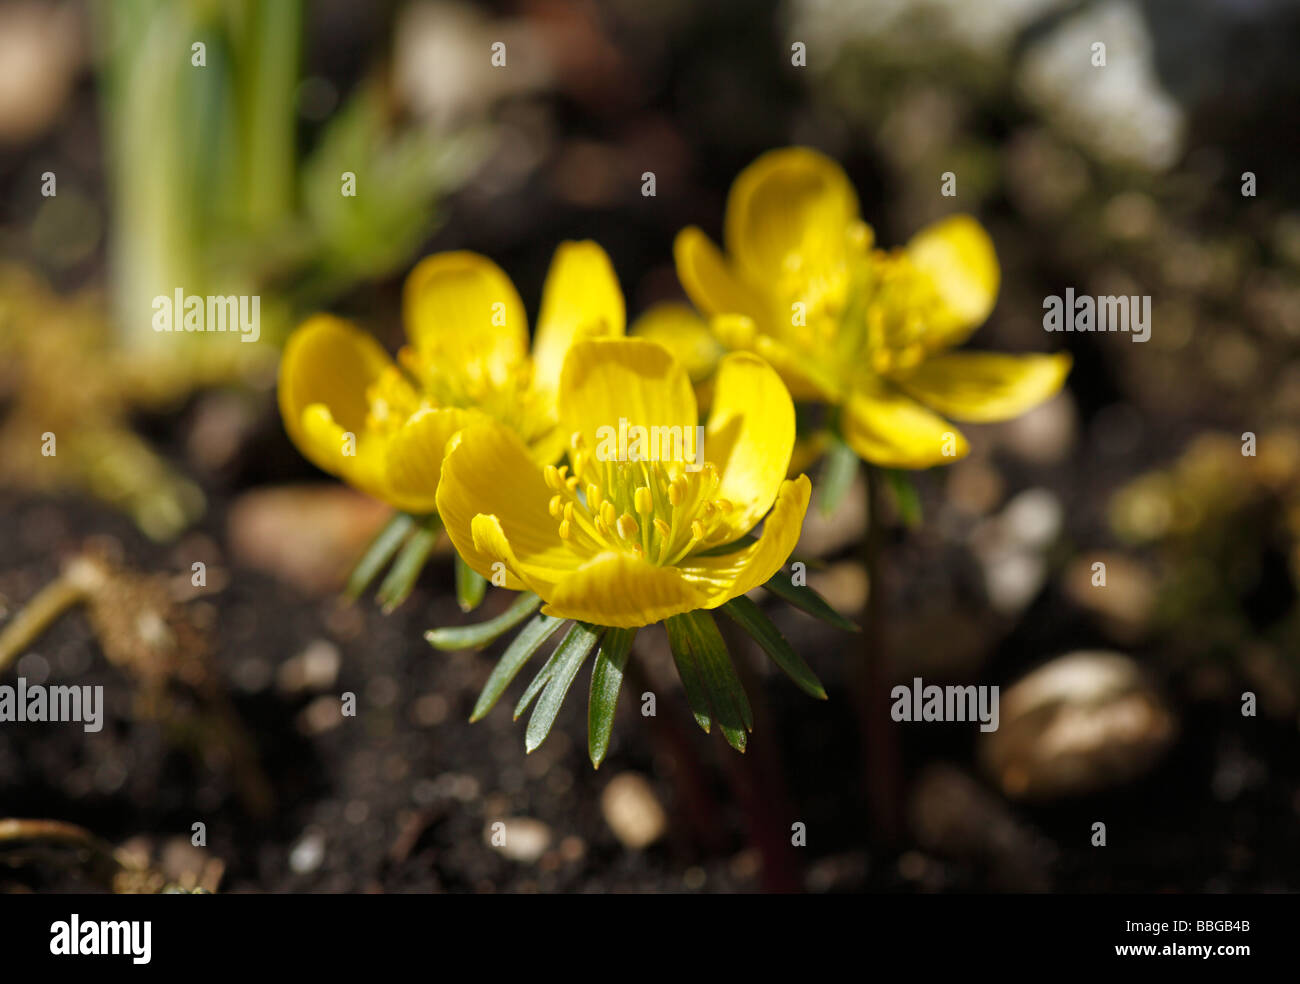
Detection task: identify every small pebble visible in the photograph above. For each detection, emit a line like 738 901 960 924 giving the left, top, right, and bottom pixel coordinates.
297 695 344 735
600 772 667 850
485 818 552 864
290 831 326 874
277 639 341 694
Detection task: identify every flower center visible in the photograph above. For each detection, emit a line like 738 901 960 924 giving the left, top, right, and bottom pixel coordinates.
364 366 424 436
858 251 944 374
769 238 947 387
543 432 737 566
363 347 555 446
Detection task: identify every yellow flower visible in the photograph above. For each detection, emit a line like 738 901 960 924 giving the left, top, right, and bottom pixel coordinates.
629 301 726 411
278 241 624 512
630 302 723 384
436 337 811 629
674 147 1072 468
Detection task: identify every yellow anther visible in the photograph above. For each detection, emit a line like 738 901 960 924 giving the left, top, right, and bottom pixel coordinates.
566 475 580 492
634 486 653 515
617 513 639 539
690 520 705 541
600 501 616 527
653 518 671 539
569 430 585 450
668 478 685 506
586 483 601 509
544 464 561 490
558 519 572 540
548 494 563 517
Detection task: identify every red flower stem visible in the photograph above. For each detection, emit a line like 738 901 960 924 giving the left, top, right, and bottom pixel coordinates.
624 655 728 855
855 463 903 841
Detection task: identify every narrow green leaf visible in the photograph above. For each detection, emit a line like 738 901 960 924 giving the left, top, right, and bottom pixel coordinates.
721 595 827 700
587 628 636 768
525 623 602 753
818 435 859 517
684 611 751 751
885 468 923 529
666 612 751 752
345 512 415 601
665 615 712 734
426 592 543 653
514 635 566 720
467 612 563 721
376 517 441 612
762 571 860 632
454 554 488 613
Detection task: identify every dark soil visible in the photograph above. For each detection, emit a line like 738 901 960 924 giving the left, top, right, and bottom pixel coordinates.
4 440 1297 893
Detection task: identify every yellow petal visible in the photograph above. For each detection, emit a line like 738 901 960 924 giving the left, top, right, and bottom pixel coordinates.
723 147 860 290
905 215 1000 350
299 403 389 500
704 353 796 537
673 227 768 327
542 551 710 628
841 379 969 468
524 424 570 469
630 302 722 383
278 314 395 473
470 513 569 597
531 241 626 394
403 251 528 382
896 351 1072 423
677 474 811 606
712 314 838 401
558 338 697 455
436 420 579 591
382 406 483 514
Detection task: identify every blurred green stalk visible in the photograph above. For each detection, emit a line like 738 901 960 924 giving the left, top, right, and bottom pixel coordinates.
94 0 300 359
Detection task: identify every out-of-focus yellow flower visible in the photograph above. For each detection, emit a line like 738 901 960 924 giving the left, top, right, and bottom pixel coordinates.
436 338 811 628
630 301 724 411
278 242 624 512
674 147 1071 468
630 302 723 383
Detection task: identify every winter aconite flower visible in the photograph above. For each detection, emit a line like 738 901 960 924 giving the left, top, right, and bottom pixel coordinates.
436 338 811 629
278 241 625 513
673 147 1071 468
427 337 833 762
